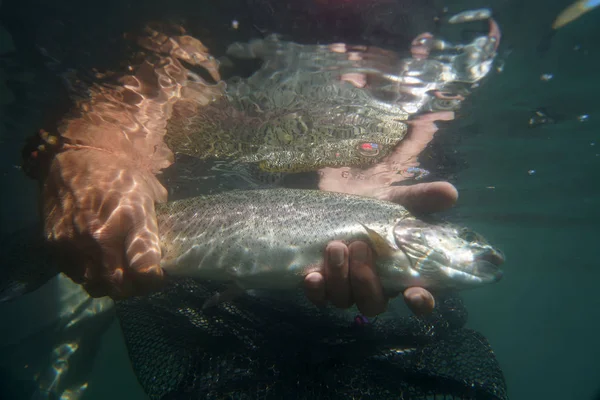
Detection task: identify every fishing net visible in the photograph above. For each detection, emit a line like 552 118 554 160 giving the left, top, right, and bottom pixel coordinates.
116 278 507 400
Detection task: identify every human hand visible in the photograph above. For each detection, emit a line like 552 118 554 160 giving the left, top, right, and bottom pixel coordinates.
317 110 457 213
309 101 458 316
41 148 168 299
28 26 224 299
303 180 456 317
311 110 457 316
304 241 437 318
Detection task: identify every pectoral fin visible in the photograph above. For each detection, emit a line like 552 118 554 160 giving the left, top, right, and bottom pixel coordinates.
202 283 245 310
359 223 396 258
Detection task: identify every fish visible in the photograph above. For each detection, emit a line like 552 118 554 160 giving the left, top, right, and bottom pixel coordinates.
156 188 504 307
1 189 504 306
448 8 493 24
553 0 600 29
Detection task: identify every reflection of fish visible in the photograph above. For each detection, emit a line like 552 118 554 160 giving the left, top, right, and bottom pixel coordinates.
448 8 492 24
158 189 504 307
553 0 600 29
167 36 410 173
2 189 504 305
167 28 499 174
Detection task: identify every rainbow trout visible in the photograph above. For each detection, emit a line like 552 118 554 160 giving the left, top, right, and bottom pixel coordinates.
157 188 504 306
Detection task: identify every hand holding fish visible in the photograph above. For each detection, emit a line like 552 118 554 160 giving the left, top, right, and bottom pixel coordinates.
311 82 460 317
305 241 437 317
304 179 459 317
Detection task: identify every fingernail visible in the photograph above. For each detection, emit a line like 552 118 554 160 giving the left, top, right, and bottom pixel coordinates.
329 245 345 267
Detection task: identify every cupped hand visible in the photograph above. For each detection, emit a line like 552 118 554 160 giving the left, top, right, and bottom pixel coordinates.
305 175 458 317
43 149 168 299
32 28 222 299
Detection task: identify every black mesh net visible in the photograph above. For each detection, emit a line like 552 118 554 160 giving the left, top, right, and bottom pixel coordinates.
116 278 507 400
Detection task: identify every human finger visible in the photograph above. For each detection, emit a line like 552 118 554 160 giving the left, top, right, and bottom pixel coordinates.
323 241 353 308
348 241 386 317
303 272 327 307
403 287 436 316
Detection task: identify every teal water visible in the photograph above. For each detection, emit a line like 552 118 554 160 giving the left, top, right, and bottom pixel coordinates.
1 0 600 399
452 3 600 397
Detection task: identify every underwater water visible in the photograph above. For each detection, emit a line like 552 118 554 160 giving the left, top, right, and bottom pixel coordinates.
1 0 600 399
452 3 600 398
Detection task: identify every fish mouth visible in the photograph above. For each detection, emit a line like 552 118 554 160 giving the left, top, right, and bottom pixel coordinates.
477 248 505 266
472 248 505 282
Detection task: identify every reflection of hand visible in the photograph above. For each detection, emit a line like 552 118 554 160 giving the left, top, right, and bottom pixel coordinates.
317 110 456 213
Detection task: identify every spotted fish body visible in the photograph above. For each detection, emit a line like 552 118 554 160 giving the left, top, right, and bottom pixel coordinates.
157 189 504 296
158 189 402 289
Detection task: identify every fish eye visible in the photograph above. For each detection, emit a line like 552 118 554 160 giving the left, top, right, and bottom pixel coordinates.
357 142 380 157
459 229 479 243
